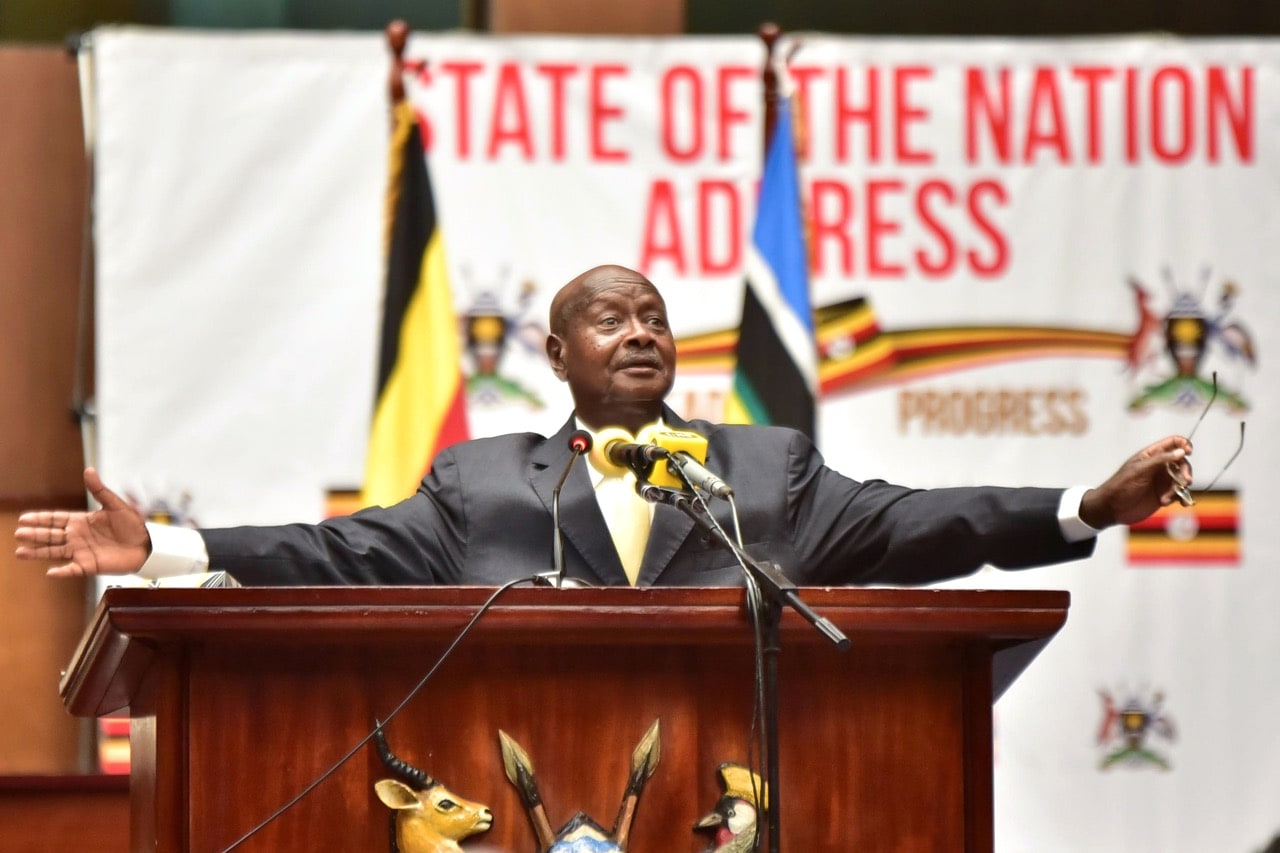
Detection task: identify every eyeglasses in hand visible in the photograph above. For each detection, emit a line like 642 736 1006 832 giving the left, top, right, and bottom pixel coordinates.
1166 372 1245 507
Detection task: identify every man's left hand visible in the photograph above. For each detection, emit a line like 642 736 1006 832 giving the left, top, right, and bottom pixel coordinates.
1080 435 1193 529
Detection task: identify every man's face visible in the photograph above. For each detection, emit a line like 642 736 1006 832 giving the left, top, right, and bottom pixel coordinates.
547 272 676 427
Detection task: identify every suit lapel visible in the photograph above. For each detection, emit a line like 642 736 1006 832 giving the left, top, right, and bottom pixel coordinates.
530 417 629 586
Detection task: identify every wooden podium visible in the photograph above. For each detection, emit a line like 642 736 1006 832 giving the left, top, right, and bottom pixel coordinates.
61 586 1067 852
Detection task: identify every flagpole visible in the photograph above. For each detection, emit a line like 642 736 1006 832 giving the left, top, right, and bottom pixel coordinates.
366 19 471 507
756 24 783 853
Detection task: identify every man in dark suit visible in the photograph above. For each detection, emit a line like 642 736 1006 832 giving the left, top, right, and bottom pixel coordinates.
15 265 1193 587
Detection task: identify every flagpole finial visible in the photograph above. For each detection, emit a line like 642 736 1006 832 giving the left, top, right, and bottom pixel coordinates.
758 21 780 46
757 22 783 154
386 19 410 105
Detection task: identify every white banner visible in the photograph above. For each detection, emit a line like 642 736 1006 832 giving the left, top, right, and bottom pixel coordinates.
93 29 1280 851
93 27 387 523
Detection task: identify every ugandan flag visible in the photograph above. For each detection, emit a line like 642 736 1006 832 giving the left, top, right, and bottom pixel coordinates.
815 297 897 393
360 101 469 508
1127 490 1240 565
98 715 130 775
724 96 817 438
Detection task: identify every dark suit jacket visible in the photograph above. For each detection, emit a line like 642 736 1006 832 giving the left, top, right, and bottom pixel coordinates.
206 408 1093 587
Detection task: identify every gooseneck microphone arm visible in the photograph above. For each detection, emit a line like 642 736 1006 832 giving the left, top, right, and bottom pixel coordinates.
637 485 848 649
552 430 593 589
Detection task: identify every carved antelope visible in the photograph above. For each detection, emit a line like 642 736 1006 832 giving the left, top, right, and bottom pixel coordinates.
373 726 494 853
498 719 661 852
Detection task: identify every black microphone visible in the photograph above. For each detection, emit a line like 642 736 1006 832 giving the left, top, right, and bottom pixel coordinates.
605 439 666 474
566 429 593 457
587 427 665 478
636 482 694 511
551 430 592 588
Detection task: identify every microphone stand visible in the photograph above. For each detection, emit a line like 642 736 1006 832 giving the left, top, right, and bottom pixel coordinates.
640 483 847 853
551 432 592 589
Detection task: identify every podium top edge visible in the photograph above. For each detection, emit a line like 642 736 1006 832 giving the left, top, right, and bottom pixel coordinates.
62 586 1068 717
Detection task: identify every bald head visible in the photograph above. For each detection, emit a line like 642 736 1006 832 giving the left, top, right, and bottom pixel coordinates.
548 265 663 337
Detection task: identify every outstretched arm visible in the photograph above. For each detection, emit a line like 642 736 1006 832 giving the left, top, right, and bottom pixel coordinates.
13 468 151 578
1080 435 1193 529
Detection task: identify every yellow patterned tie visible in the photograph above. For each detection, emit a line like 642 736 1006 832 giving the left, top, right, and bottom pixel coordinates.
604 469 651 585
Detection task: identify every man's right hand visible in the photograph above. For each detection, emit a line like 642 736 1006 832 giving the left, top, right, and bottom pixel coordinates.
14 468 151 578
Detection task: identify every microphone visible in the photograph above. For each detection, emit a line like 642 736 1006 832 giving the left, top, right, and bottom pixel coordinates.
658 446 733 498
566 429 592 456
588 426 733 498
551 430 592 588
589 427 663 478
638 426 733 498
637 482 694 511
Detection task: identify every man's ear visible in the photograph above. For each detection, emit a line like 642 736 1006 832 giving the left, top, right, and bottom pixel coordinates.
546 334 568 381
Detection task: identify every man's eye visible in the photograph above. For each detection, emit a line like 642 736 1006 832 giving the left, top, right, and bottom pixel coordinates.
599 316 620 327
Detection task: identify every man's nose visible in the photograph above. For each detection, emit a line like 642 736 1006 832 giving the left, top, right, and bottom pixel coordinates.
623 317 655 344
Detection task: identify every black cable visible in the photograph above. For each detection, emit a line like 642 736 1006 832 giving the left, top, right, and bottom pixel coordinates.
744 572 768 853
218 576 531 852
665 458 769 851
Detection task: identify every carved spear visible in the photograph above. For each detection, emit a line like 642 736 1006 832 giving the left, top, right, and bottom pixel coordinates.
611 719 662 850
498 729 556 851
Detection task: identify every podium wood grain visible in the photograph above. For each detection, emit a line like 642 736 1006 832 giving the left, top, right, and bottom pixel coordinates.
62 586 1068 852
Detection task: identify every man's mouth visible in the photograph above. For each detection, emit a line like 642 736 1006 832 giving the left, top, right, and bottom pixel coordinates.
618 359 663 372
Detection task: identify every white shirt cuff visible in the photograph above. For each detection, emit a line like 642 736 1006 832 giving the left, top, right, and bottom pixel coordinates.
1057 485 1101 543
138 523 210 580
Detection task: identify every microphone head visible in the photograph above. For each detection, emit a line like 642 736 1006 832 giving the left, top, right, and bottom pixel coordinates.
636 426 708 490
567 429 593 454
586 426 633 476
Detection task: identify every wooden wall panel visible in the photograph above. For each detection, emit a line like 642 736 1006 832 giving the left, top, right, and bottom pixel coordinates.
0 776 129 852
488 0 684 34
0 46 93 776
0 518 90 773
0 45 88 505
